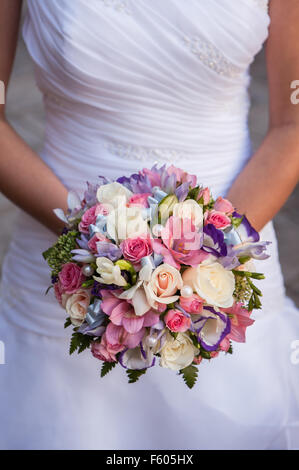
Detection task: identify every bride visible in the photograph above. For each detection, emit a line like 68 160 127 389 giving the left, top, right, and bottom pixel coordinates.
0 0 298 450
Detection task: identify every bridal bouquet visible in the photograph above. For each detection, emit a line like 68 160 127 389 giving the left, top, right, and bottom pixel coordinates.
43 165 269 388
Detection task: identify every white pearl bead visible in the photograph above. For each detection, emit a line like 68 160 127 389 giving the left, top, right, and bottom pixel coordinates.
82 265 94 277
181 285 193 298
147 336 157 348
152 224 163 237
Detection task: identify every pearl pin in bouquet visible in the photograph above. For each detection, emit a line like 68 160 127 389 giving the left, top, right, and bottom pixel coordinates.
43 165 270 388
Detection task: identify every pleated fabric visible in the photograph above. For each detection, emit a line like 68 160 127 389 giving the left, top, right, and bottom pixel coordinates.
0 0 298 449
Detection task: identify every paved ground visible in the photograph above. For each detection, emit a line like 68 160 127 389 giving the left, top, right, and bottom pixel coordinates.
0 21 298 306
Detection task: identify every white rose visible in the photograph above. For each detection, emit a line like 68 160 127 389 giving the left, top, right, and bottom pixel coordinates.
182 261 235 308
93 257 127 286
66 289 90 327
97 182 132 208
173 199 203 228
106 205 148 242
160 332 197 371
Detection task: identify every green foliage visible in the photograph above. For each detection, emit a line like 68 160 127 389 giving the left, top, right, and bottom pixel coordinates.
81 279 95 288
231 215 244 228
101 361 116 378
64 317 72 329
126 368 147 384
43 230 79 278
45 285 54 295
69 331 93 355
179 365 198 389
187 186 200 201
233 270 265 311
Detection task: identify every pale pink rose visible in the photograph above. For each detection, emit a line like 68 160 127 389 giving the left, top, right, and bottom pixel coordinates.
214 196 234 215
205 210 231 229
128 193 151 208
197 187 211 205
165 309 191 333
145 263 183 308
91 333 125 363
58 262 85 294
65 289 90 326
193 356 203 365
79 204 110 234
120 236 153 264
179 294 204 314
87 232 110 253
219 337 231 352
54 281 70 308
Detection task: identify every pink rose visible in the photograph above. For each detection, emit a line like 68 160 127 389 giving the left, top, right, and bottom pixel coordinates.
210 351 219 358
193 356 203 365
91 333 125 363
164 309 191 333
54 281 70 308
179 294 204 314
79 204 109 234
128 193 151 208
87 232 110 253
197 187 211 205
58 262 85 294
120 236 153 264
214 196 234 215
205 210 231 229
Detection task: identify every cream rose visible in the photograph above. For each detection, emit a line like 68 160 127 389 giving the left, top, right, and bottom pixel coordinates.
144 263 183 308
93 257 127 286
66 289 90 327
160 332 197 371
106 205 148 242
97 182 132 208
173 199 203 228
182 261 235 308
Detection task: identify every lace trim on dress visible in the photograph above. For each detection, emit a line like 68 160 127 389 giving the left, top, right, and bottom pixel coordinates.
104 140 184 163
182 34 243 78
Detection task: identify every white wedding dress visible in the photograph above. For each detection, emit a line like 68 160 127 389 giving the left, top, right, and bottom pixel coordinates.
0 0 298 450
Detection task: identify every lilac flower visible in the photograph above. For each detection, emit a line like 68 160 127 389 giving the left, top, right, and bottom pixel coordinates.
71 249 95 263
96 241 122 261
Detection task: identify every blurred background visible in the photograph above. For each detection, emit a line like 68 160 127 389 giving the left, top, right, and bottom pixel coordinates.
0 10 298 306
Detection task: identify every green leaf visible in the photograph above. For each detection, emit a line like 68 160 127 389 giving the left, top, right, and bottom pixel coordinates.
42 247 54 261
64 317 72 329
231 215 244 228
187 186 200 201
126 368 147 384
179 365 198 389
101 361 116 378
69 332 92 355
81 279 95 288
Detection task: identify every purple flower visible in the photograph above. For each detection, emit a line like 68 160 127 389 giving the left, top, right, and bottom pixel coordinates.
96 241 122 261
191 307 231 351
203 224 227 257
